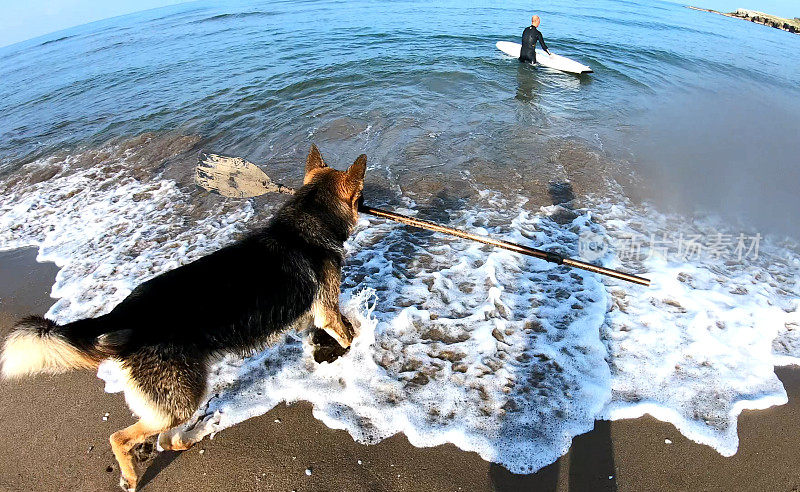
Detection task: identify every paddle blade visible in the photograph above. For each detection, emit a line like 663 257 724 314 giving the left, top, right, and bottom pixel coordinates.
196 152 295 198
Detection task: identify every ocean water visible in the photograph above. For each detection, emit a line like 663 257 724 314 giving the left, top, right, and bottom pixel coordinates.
2 0 800 474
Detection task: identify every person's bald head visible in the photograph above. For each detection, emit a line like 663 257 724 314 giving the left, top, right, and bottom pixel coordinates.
531 15 541 27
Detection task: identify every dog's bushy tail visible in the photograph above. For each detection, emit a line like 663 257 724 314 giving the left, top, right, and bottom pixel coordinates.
1 315 127 379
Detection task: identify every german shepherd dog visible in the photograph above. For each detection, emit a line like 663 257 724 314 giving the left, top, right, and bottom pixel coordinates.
1 145 364 491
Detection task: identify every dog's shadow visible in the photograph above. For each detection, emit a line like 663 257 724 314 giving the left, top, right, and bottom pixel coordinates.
137 448 181 490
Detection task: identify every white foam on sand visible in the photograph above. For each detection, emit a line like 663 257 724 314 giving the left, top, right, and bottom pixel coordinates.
591 200 800 455
2 146 800 473
0 146 254 323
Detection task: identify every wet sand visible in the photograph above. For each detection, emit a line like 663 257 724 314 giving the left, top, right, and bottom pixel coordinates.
1 247 799 492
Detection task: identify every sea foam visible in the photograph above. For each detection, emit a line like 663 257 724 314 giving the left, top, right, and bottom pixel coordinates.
2 139 799 473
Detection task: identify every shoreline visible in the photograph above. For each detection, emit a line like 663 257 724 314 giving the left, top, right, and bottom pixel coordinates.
686 6 800 34
2 247 800 490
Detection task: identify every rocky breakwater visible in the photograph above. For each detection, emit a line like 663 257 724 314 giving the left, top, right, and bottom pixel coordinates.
687 6 800 34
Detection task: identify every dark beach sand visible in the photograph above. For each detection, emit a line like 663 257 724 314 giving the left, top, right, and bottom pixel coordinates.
1 248 799 492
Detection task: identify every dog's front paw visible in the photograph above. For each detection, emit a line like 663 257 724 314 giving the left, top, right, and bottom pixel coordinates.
338 315 355 347
322 315 355 350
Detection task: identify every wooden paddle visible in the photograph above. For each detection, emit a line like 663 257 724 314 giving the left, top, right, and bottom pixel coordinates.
194 152 650 287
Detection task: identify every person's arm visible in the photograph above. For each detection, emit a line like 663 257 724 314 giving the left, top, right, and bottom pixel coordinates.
538 31 551 55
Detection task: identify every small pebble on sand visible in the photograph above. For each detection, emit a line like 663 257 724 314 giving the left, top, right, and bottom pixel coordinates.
665 439 673 444
305 468 312 476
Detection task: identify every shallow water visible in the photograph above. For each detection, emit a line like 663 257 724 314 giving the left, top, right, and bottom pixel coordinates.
1 0 799 474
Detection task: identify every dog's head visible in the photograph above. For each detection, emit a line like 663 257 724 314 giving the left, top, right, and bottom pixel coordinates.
302 144 366 225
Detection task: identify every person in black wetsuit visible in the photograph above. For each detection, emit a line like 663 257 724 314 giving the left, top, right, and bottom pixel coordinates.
519 15 551 64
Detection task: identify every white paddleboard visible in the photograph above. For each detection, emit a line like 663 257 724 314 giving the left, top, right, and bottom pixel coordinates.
496 41 592 74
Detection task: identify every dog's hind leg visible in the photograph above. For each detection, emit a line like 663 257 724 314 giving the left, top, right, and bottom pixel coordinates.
112 352 206 491
110 419 171 492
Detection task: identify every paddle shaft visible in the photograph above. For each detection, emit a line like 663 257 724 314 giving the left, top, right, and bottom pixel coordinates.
359 204 651 287
194 152 649 286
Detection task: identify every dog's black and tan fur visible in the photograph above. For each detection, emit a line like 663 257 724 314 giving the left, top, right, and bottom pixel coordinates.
0 145 364 491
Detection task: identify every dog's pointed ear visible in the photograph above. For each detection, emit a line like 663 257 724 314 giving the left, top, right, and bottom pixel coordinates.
305 144 326 176
346 154 367 188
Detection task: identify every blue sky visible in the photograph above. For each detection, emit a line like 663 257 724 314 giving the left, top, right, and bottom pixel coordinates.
0 0 797 48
